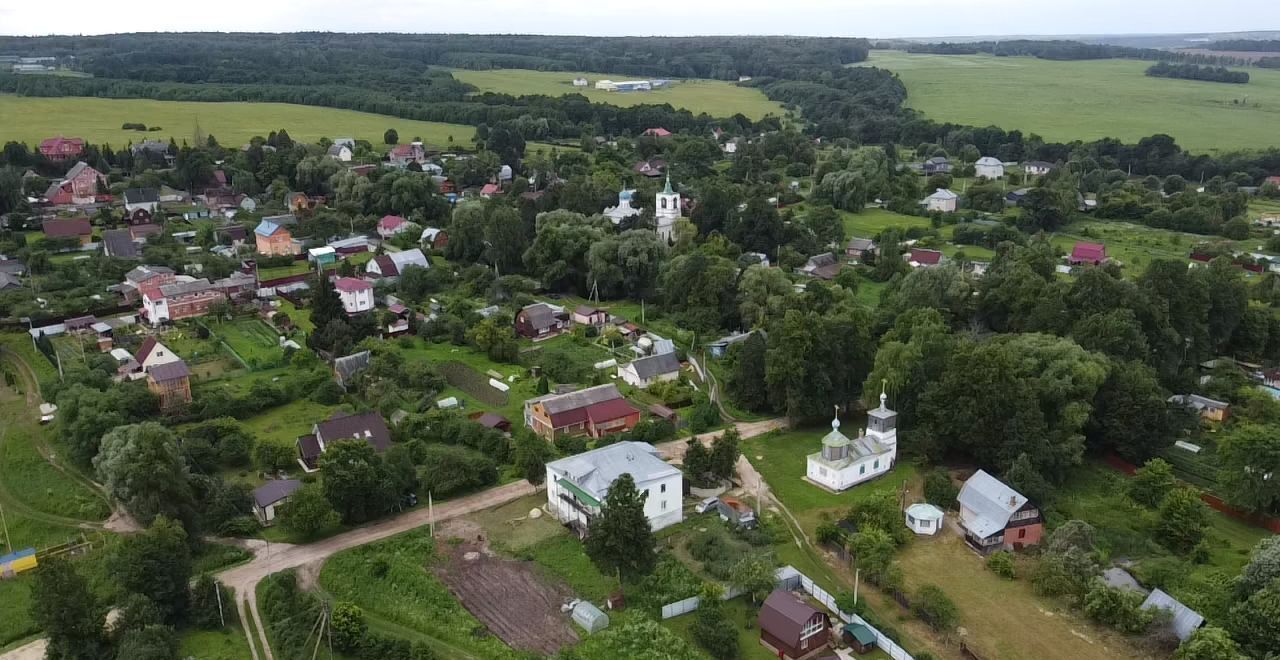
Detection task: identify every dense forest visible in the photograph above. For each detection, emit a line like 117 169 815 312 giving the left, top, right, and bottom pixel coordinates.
0 33 869 81
1145 61 1250 84
1207 39 1280 52
904 39 1219 63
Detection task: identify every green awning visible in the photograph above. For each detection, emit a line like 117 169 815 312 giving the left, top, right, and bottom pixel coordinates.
557 478 601 508
843 623 876 646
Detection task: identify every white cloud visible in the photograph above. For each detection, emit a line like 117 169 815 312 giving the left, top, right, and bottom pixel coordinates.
1 0 1270 38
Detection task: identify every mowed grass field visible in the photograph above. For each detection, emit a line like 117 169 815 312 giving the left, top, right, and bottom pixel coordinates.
451 69 783 120
0 95 478 149
860 51 1280 153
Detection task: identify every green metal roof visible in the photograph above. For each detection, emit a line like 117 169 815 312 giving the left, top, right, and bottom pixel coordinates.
557 478 601 508
843 622 876 645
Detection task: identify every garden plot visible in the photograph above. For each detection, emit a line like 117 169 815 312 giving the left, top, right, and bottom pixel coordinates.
432 520 580 656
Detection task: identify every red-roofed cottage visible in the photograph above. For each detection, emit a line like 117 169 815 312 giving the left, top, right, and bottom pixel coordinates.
906 248 943 268
525 384 640 441
42 218 93 245
1069 242 1108 266
758 591 831 659
39 136 86 162
42 162 108 206
642 128 673 138
377 215 409 239
480 183 501 198
334 277 374 314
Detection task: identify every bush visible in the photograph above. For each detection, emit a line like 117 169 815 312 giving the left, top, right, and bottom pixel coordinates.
911 584 958 631
1084 582 1155 634
986 551 1016 579
923 469 958 509
416 445 498 497
690 601 739 660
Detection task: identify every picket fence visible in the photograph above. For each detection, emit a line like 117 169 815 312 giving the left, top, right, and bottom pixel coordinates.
659 566 914 660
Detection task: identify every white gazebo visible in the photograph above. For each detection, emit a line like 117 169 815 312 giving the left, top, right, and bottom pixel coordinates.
905 503 945 536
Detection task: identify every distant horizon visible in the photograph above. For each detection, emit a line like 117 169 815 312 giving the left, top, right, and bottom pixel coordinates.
1 29 1279 40
0 0 1275 41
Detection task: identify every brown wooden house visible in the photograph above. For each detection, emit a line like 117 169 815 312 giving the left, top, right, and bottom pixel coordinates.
758 590 831 659
146 360 192 410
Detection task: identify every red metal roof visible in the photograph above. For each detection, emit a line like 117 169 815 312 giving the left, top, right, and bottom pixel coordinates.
546 394 636 428
1071 242 1107 262
334 277 372 293
643 128 672 137
909 248 942 265
378 215 407 230
43 218 92 237
480 183 501 195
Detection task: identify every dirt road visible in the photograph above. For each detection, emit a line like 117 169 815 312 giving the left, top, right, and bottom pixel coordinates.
214 417 788 660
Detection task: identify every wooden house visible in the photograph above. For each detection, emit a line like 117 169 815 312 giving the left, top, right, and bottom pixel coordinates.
758 590 831 659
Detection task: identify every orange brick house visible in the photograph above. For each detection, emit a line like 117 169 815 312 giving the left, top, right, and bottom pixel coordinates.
254 219 299 256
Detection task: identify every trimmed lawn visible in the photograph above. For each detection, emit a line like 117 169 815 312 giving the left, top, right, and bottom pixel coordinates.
258 250 372 281
0 95 478 150
465 494 564 552
839 207 932 239
0 578 38 649
661 597 785 660
523 531 617 603
896 535 1138 660
450 69 783 120
177 621 255 660
209 317 288 369
860 51 1280 153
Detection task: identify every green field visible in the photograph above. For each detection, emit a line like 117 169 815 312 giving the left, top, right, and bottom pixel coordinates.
0 95 477 149
861 51 1280 153
451 69 783 120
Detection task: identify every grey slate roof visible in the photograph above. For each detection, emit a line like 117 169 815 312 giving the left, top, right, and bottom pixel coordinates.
253 479 302 508
334 350 371 386
546 441 678 500
958 469 1028 539
146 360 190 383
102 229 140 259
628 352 680 381
125 265 174 283
0 272 22 289
1141 589 1204 641
0 260 27 275
520 302 561 331
846 238 875 251
124 188 160 204
541 383 625 415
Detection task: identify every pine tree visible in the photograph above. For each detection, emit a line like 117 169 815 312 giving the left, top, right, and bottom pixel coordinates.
709 428 741 479
585 473 657 581
684 438 712 484
310 273 343 331
30 558 110 660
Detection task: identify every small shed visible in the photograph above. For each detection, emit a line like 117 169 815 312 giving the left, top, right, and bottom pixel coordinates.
572 600 609 634
905 503 945 536
437 397 460 410
1141 588 1204 641
841 622 878 655
0 548 38 578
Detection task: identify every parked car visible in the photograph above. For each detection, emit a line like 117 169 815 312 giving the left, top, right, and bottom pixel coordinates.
695 497 720 514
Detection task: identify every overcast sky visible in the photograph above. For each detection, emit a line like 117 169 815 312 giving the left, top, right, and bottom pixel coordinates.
0 0 1273 38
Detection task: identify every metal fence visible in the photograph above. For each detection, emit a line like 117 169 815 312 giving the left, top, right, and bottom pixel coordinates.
657 566 914 660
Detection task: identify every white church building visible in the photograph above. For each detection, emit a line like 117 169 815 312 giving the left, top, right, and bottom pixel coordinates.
655 175 681 242
805 389 898 492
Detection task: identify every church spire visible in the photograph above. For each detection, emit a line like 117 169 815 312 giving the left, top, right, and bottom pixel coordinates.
831 405 840 432
879 379 888 411
662 174 674 195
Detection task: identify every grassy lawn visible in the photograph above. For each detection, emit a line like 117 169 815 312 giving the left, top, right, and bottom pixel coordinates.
0 578 38 649
523 531 618 603
277 300 314 333
838 207 933 239
177 619 255 660
741 429 917 531
258 251 373 281
896 534 1138 660
318 529 521 660
239 399 342 450
450 69 783 120
209 317 287 368
661 597 789 660
0 95 478 150
860 51 1280 154
465 494 565 552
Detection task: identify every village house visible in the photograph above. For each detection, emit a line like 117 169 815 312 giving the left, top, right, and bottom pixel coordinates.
923 156 952 176
806 390 898 492
758 590 831 659
572 305 610 327
42 217 93 245
845 237 876 262
38 136 85 161
254 219 299 256
326 144 353 162
707 330 763 359
296 410 392 471
251 479 302 525
334 277 375 314
957 470 1044 554
419 227 449 250
633 158 667 179
974 156 1005 179
923 188 958 213
128 223 163 243
618 352 681 388
124 188 161 214
906 248 944 269
140 278 224 325
524 383 640 441
377 215 410 239
641 127 672 138
388 142 426 168
479 183 501 198
333 350 371 390
1024 161 1056 177
43 162 108 206
101 229 140 259
0 273 21 291
1069 242 1109 266
1169 394 1230 422
515 302 570 339
545 441 682 533
796 252 841 280
146 359 193 410
365 248 430 282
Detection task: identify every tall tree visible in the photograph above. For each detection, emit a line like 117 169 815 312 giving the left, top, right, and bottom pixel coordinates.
319 440 395 524
309 272 343 331
1218 425 1280 515
709 428 741 479
279 483 340 540
512 429 552 489
93 423 197 531
108 516 193 622
30 558 109 660
585 473 657 581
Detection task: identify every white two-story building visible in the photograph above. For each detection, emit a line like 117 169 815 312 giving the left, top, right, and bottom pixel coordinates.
546 441 683 533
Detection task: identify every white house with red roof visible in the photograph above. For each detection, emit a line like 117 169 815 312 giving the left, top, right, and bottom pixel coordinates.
334 277 374 314
136 336 183 371
906 248 944 269
388 142 425 168
377 215 409 238
480 183 501 198
1069 242 1108 266
39 136 86 162
42 162 108 206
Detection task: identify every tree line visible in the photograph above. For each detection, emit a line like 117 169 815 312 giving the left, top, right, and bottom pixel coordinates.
1146 61 1250 84
904 39 1240 65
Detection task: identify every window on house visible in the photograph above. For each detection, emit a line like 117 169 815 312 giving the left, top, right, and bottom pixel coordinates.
874 460 879 469
859 465 866 475
1018 528 1026 539
661 500 667 510
660 484 666 493
799 617 824 642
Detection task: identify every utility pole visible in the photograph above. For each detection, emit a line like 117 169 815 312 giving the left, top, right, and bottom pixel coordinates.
428 491 435 537
853 567 860 606
215 580 225 628
0 503 11 554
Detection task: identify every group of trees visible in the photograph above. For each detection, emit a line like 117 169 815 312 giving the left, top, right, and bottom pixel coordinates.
1146 62 1250 84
